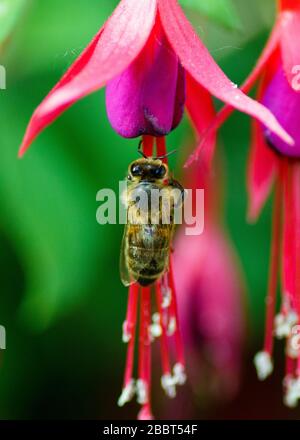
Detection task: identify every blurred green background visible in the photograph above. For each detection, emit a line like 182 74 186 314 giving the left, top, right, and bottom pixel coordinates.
0 0 298 419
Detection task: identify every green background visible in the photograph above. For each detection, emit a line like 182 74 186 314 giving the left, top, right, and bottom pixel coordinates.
0 0 297 419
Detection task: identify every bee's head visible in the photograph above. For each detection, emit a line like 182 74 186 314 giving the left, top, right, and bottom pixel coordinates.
128 158 168 182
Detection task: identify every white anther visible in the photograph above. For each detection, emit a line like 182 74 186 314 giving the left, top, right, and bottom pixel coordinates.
167 317 177 336
118 380 135 407
254 351 273 381
136 379 148 405
122 321 131 343
161 374 177 399
149 313 162 341
153 313 160 323
149 324 162 340
173 363 187 386
162 288 172 309
287 311 298 327
274 311 298 339
274 314 290 339
284 377 300 408
286 336 300 359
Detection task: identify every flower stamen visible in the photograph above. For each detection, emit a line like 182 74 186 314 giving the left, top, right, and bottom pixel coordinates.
119 283 139 406
254 351 274 381
169 260 186 368
118 137 186 418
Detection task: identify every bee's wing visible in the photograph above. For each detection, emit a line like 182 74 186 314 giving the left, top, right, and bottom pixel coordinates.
120 225 136 287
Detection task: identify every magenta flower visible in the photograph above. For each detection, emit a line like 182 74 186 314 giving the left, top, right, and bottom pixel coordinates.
191 0 300 407
173 163 245 403
18 0 295 420
19 0 293 156
262 66 300 158
174 225 245 401
249 0 300 408
105 17 186 138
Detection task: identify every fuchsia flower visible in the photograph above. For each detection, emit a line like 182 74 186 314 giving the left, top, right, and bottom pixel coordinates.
250 0 300 408
19 0 296 419
190 0 300 407
173 163 245 403
174 223 245 402
19 0 293 156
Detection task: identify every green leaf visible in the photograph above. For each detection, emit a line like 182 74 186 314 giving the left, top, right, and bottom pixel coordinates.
4 0 116 76
180 0 241 30
0 83 107 331
0 0 26 43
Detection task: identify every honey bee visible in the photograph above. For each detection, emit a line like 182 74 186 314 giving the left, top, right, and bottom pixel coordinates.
120 154 184 287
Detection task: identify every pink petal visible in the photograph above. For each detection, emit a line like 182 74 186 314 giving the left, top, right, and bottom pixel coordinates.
184 19 281 167
262 65 300 157
279 0 300 11
105 20 185 138
185 73 216 168
158 0 293 161
293 162 300 317
19 0 158 155
282 163 296 301
280 10 300 90
247 75 279 222
240 19 282 95
247 120 278 222
174 226 245 399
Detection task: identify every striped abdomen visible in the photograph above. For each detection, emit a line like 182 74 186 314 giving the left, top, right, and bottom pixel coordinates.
126 223 173 286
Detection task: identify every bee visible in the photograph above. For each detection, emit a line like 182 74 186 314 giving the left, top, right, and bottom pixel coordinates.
120 153 184 287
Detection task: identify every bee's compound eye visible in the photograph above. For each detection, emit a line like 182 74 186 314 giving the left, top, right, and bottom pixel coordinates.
130 163 143 177
152 165 167 179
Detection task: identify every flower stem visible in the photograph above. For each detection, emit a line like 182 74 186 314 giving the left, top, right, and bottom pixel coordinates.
282 161 296 311
156 137 167 163
142 135 154 157
138 287 152 414
169 258 185 367
292 162 300 376
155 282 171 375
123 284 139 386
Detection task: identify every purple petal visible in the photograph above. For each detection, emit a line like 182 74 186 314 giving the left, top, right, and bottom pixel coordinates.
105 25 185 138
172 63 186 130
262 65 300 158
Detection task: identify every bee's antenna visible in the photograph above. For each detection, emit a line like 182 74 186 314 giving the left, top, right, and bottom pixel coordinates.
138 140 148 159
154 149 177 160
